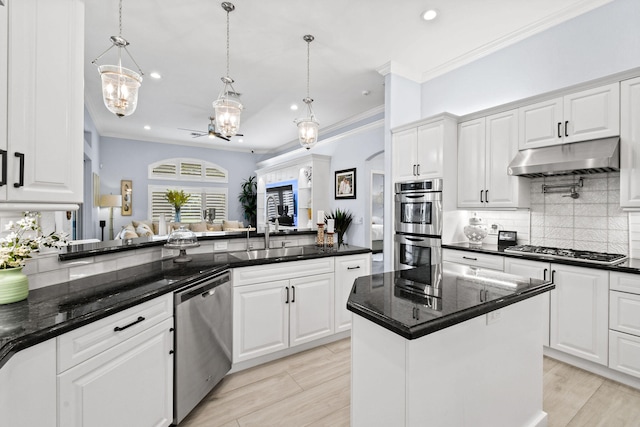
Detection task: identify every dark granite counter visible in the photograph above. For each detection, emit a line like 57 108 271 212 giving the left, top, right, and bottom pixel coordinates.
0 244 370 368
347 262 554 340
59 229 317 261
443 242 640 274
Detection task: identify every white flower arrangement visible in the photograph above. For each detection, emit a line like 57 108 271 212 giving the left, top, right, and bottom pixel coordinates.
0 213 68 269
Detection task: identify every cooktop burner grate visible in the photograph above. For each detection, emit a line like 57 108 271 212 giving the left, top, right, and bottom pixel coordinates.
504 245 627 265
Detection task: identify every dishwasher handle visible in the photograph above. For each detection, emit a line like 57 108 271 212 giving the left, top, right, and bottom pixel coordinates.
176 271 230 304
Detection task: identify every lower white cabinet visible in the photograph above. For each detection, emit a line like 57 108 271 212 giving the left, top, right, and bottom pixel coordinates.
0 339 56 427
609 272 640 378
334 253 371 333
550 264 609 365
504 257 551 346
58 318 174 427
609 331 640 379
442 249 504 271
233 272 335 363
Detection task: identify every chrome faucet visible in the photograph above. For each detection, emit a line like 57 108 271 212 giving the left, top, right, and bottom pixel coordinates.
246 228 251 251
264 223 270 249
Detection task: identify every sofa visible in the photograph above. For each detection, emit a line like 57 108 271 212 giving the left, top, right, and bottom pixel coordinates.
115 219 251 239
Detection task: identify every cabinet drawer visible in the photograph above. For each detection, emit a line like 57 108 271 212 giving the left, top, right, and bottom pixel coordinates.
610 272 640 294
442 250 504 271
609 330 640 379
610 290 640 336
233 257 335 287
57 293 173 373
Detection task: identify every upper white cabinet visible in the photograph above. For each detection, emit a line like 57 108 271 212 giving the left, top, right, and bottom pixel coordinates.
334 253 371 333
620 77 640 208
458 109 529 209
392 115 457 182
518 83 620 150
1 0 84 204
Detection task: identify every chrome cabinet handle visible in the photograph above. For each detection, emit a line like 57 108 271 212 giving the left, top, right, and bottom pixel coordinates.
114 316 145 332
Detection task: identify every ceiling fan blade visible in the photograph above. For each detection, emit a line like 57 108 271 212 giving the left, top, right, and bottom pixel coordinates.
214 133 231 141
178 127 207 133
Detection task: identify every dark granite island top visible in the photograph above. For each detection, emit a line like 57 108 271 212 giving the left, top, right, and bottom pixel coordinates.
347 262 554 340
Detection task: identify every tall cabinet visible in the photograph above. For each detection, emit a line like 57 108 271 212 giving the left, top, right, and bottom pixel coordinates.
620 77 640 208
1 0 84 204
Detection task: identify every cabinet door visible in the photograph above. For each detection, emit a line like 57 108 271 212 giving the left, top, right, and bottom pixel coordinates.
233 280 289 362
0 3 7 200
392 128 418 182
518 98 563 149
504 258 550 346
335 254 371 332
457 118 486 208
415 121 443 178
564 83 619 143
609 330 640 379
550 264 609 365
58 318 174 427
6 0 83 203
289 273 334 347
620 77 640 208
485 109 528 208
0 339 56 427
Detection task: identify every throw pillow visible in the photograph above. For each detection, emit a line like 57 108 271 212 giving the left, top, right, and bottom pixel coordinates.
222 220 240 230
207 223 223 231
135 223 154 237
190 221 208 232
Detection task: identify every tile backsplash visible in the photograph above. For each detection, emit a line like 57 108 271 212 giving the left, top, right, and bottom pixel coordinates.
529 172 628 255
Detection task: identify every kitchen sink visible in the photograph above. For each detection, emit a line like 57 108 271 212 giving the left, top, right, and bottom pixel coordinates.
230 246 315 261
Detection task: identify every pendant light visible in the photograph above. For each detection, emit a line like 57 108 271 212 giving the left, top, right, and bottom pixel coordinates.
295 35 319 150
91 0 144 118
212 2 243 138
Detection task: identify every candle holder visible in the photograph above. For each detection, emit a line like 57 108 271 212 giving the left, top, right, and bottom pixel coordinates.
316 223 325 246
326 231 334 248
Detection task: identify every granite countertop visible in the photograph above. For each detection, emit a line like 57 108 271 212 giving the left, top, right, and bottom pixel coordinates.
443 242 640 274
59 229 317 261
347 262 554 340
0 244 370 369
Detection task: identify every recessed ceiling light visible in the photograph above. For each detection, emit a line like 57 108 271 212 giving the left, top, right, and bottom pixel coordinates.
149 72 162 79
144 125 151 130
290 104 298 111
362 90 371 96
238 139 243 143
422 9 438 21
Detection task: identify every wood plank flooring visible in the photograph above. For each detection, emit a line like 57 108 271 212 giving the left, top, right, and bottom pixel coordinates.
179 338 640 427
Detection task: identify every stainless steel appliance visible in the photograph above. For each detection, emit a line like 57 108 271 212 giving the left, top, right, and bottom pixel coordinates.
394 233 442 271
394 179 443 237
504 244 626 265
174 269 232 424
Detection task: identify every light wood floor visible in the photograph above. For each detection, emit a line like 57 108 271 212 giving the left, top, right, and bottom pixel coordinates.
179 338 640 427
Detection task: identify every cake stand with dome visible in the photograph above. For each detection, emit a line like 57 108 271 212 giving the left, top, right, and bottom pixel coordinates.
165 226 199 263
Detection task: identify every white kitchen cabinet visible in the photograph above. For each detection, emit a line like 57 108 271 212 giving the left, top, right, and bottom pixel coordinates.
392 115 457 182
334 253 371 332
2 0 84 203
58 318 174 427
518 83 619 150
609 272 640 379
550 264 609 365
458 110 529 209
620 77 640 208
442 248 504 271
504 257 551 346
0 339 57 427
233 274 334 363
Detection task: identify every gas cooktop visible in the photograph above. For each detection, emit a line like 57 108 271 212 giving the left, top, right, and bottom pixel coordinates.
503 245 627 265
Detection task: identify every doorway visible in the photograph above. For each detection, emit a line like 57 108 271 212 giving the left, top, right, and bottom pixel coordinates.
370 170 384 274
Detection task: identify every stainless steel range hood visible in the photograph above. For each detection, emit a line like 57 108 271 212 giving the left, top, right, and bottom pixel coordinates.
507 137 620 178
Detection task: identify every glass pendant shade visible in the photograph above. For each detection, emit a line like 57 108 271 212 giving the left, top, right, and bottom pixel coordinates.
212 79 243 138
98 64 142 117
296 97 319 149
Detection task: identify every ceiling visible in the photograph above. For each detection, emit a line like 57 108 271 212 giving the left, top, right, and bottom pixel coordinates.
83 0 612 154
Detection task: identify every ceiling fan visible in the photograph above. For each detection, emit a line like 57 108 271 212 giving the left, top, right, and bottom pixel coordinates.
178 117 243 142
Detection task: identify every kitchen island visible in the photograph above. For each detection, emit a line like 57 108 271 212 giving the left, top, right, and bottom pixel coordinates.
347 262 554 427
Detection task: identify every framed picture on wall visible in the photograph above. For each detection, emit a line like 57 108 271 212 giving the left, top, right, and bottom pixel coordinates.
335 168 356 199
121 180 133 216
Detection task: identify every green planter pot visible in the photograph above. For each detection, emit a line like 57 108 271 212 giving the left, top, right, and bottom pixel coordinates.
0 267 29 304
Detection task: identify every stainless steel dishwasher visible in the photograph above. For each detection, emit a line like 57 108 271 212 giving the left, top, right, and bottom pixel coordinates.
174 269 232 425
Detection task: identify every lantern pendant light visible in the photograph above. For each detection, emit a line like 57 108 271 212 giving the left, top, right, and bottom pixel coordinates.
91 0 144 118
213 2 243 139
295 35 319 150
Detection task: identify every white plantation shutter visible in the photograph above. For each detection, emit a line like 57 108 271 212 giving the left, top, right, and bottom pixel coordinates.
150 186 227 223
148 158 228 183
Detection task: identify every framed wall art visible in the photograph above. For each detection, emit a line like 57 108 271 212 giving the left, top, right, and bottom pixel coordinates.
121 180 133 216
335 168 356 199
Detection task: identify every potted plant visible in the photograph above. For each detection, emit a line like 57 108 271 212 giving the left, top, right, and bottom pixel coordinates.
165 190 190 222
0 213 68 304
325 208 354 246
238 176 257 227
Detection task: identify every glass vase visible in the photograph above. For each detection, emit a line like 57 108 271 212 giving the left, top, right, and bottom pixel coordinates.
0 267 29 304
174 207 181 223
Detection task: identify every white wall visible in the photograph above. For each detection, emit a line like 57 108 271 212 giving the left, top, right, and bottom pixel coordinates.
420 0 640 118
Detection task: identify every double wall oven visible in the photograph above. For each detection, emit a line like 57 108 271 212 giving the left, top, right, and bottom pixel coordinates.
394 179 443 274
